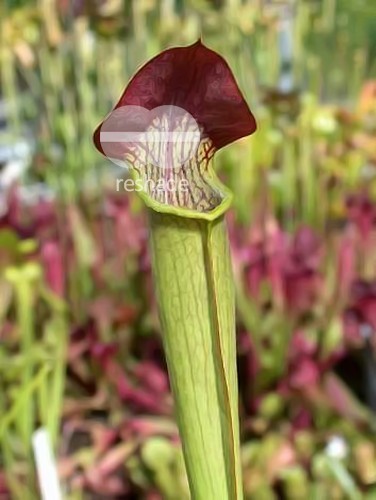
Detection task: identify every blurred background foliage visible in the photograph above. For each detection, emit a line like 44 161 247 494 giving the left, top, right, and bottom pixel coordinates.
0 0 376 499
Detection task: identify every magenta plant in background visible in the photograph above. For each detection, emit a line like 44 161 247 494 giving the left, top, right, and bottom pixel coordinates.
1 3 376 497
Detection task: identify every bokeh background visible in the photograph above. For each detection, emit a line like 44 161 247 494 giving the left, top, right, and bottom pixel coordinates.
1 0 376 498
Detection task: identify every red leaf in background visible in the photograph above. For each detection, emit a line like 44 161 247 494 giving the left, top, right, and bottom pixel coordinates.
93 40 256 157
283 226 322 314
346 193 376 241
284 270 321 315
281 331 343 397
41 240 65 297
289 226 322 270
0 185 21 229
104 195 146 255
291 407 312 431
288 357 320 389
91 341 119 367
91 341 170 414
31 199 57 234
235 214 286 305
335 231 357 302
235 220 322 315
286 331 319 390
0 472 9 496
145 492 163 500
133 361 169 394
344 280 376 347
0 186 58 239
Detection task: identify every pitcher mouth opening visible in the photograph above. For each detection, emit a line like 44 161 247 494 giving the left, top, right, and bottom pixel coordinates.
124 125 233 220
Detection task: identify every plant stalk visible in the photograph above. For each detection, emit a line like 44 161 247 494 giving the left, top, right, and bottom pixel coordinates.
147 207 242 499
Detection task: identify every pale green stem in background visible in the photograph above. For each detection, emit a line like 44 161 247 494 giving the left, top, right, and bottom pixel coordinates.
5 264 41 451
